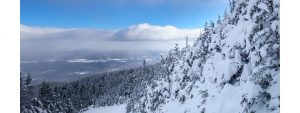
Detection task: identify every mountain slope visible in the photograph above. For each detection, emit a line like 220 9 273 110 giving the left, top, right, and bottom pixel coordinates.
20 0 279 113
130 0 280 112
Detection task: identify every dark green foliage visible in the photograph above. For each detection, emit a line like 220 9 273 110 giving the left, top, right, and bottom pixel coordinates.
20 64 166 113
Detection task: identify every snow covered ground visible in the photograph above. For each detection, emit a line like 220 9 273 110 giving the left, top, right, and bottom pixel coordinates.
83 104 127 113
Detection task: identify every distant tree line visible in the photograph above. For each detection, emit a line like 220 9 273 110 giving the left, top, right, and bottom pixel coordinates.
20 63 166 113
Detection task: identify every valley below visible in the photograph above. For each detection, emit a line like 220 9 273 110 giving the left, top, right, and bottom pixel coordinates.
21 56 160 85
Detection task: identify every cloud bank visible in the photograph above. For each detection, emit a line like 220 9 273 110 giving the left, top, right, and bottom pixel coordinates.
21 23 201 60
20 25 116 40
112 23 200 41
21 23 200 41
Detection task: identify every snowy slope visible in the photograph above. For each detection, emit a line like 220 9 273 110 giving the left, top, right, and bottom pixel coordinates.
20 0 279 113
83 104 127 113
130 0 280 113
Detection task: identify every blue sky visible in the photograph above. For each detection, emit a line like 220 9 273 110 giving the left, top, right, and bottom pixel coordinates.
21 0 228 29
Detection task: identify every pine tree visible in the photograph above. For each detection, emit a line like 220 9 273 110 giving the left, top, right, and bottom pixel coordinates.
39 81 54 112
143 59 146 67
24 73 33 105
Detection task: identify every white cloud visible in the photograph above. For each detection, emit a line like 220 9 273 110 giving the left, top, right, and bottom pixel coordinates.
20 24 116 40
21 24 201 60
21 23 201 41
113 23 201 41
20 24 71 39
20 24 70 34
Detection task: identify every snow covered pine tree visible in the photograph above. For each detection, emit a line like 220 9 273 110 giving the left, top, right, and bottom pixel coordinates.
131 0 279 113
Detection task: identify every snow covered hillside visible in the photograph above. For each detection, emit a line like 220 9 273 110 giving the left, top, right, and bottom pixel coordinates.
83 104 127 113
130 0 280 112
20 0 279 113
